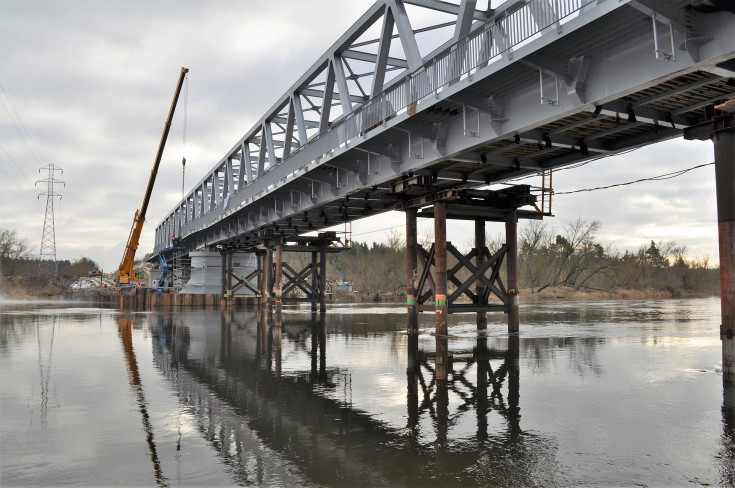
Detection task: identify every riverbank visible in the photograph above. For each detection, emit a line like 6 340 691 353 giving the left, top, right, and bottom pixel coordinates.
1 274 719 305
518 285 719 302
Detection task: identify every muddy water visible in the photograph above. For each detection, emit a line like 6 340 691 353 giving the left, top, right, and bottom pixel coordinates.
1 297 732 486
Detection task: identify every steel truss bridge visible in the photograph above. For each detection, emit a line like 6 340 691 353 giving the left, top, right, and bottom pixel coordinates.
150 0 735 256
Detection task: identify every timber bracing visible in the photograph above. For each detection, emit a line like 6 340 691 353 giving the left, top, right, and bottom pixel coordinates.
414 242 508 313
228 232 338 310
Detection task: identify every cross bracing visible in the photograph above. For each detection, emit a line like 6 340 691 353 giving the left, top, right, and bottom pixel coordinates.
152 0 735 257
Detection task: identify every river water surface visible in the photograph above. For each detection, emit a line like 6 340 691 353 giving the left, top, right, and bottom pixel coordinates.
1 297 733 487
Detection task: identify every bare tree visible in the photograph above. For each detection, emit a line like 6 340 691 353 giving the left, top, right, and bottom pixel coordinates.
0 228 34 276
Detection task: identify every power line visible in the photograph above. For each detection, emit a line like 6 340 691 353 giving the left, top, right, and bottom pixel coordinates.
325 159 714 238
554 162 714 195
499 146 645 187
352 223 405 236
0 82 48 166
351 218 433 237
0 142 31 180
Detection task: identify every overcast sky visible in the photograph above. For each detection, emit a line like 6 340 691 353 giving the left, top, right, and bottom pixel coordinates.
0 0 721 272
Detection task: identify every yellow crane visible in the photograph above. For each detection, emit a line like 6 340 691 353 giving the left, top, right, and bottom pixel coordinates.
116 67 189 286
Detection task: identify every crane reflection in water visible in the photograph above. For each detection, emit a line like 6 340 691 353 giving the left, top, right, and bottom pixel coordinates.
117 315 168 487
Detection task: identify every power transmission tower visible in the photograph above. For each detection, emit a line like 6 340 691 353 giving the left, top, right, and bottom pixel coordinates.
36 164 64 275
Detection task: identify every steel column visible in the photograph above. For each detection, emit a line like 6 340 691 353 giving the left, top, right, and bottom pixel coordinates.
505 210 519 333
319 246 327 313
475 219 487 330
263 246 272 309
274 243 284 313
434 201 448 339
220 252 227 297
257 253 263 300
226 252 233 295
406 208 419 333
311 251 318 312
715 128 735 379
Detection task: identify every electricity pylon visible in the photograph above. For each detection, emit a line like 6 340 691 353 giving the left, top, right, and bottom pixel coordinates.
36 164 64 275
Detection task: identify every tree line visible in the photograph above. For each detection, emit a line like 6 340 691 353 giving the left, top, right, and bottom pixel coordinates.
0 228 100 278
314 218 719 297
2 221 720 298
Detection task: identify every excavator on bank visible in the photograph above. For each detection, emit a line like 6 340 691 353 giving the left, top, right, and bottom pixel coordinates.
115 67 189 287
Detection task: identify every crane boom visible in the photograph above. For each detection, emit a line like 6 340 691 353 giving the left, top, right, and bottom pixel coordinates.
117 67 189 286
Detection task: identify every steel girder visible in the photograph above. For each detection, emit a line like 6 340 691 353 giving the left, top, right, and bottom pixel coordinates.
152 0 735 257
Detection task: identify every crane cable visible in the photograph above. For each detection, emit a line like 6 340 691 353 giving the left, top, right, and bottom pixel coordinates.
182 74 188 199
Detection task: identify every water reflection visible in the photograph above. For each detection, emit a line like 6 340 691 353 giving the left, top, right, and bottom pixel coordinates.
37 316 56 428
722 377 735 485
117 315 167 487
0 298 728 486
147 310 563 486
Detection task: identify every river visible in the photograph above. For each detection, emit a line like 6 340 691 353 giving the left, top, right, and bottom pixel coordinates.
1 297 732 487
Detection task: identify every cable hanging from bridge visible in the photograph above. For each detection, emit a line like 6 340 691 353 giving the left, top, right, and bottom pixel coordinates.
182 73 189 200
554 162 714 195
501 146 646 189
347 161 714 237
351 219 435 237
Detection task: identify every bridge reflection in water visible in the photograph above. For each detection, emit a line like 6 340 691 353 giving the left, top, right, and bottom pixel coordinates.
140 309 560 486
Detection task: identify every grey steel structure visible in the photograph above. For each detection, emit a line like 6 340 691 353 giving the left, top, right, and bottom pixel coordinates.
147 0 735 382
152 0 735 254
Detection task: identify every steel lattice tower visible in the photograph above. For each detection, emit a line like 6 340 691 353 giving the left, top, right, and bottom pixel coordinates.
36 164 64 275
